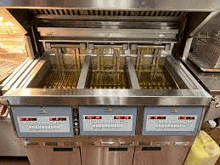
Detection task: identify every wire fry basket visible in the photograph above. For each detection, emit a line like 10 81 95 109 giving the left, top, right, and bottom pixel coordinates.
189 38 220 71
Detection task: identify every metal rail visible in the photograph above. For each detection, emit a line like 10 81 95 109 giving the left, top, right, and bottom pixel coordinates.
77 56 91 89
38 27 178 39
126 57 140 89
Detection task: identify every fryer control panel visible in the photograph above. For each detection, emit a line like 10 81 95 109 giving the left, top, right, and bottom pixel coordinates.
79 106 137 136
142 107 204 136
12 107 73 137
82 115 133 131
146 115 197 131
17 116 70 132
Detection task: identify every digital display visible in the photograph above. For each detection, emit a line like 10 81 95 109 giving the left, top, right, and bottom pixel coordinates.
85 116 102 119
149 116 166 120
49 117 67 121
20 117 37 121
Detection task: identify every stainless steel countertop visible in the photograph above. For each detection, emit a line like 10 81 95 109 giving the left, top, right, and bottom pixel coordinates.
2 88 211 106
0 56 211 107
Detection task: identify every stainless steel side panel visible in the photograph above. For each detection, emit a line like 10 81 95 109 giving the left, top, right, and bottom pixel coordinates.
27 147 81 165
22 136 195 164
0 117 27 156
133 145 190 165
81 146 134 165
133 136 194 165
81 146 103 165
27 148 53 165
24 136 194 165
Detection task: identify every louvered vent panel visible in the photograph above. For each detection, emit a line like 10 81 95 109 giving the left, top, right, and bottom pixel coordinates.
31 9 186 17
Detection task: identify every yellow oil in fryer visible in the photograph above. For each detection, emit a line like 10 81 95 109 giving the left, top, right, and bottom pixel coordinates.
38 47 82 89
37 46 176 89
89 47 128 89
136 47 177 89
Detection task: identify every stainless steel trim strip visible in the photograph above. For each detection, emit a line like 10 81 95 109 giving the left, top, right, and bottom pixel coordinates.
39 37 177 43
4 88 211 106
0 58 30 88
10 59 40 90
137 45 165 49
125 57 140 89
18 60 48 88
77 56 91 89
182 37 193 61
1 59 34 93
38 27 178 39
